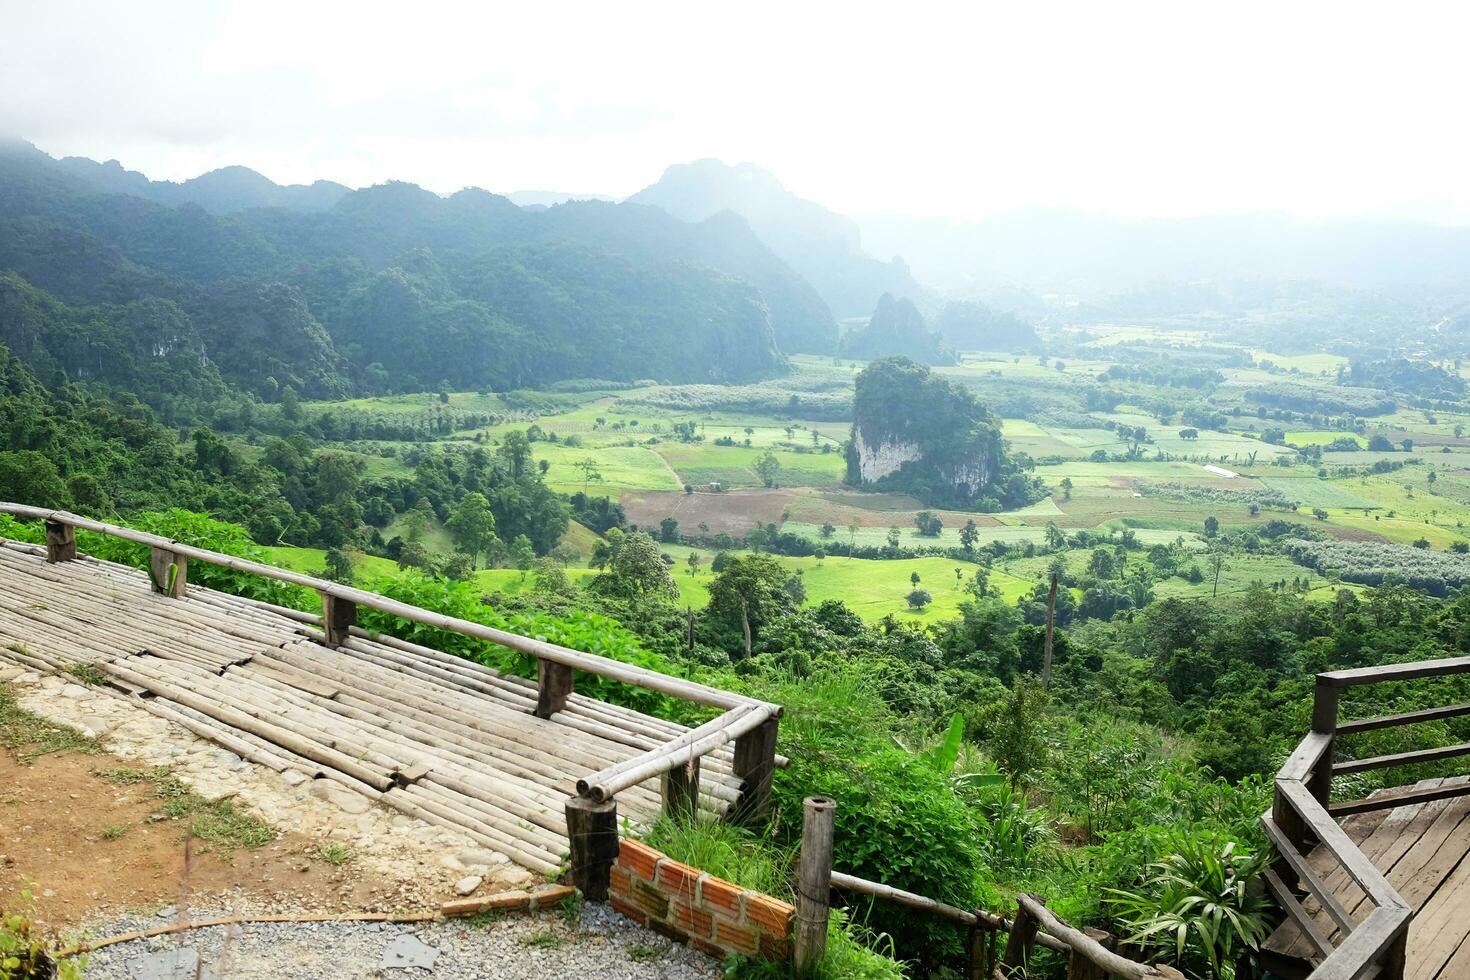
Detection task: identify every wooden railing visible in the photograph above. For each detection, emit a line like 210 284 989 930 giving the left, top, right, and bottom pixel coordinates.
1263 656 1470 980
792 797 1184 979
1 504 783 900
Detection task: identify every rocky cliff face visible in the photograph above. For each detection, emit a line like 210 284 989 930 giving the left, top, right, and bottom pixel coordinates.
850 425 993 496
851 428 922 482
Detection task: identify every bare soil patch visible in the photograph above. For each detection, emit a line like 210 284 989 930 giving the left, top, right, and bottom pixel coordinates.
0 746 394 927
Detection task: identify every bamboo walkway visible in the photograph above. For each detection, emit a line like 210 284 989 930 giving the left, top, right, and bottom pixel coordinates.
1262 776 1470 980
0 541 745 874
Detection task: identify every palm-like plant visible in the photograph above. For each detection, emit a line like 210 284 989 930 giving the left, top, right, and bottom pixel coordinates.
1107 838 1274 980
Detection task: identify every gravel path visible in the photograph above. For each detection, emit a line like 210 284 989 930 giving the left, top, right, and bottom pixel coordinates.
76 905 722 980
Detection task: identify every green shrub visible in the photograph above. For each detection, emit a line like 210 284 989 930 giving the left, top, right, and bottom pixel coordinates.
762 669 991 968
1 890 84 979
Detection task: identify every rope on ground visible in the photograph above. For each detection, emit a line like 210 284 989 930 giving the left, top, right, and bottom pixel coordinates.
59 910 439 958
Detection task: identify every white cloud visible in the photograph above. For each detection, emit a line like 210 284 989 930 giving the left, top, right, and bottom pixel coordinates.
3 0 1468 221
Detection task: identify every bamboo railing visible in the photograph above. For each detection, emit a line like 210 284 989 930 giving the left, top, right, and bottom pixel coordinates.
1 503 784 898
1262 656 1470 980
793 797 1185 979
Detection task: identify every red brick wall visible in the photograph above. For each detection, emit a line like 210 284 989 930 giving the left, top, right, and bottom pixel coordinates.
609 838 794 962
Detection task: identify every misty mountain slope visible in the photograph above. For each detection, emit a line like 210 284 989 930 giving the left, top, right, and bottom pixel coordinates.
0 140 795 402
629 158 924 321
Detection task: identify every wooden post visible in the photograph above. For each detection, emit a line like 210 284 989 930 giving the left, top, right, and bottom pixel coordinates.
1271 782 1306 892
321 592 356 648
149 546 188 598
1068 927 1114 980
794 796 835 974
686 606 695 652
1379 920 1409 980
1309 675 1338 805
966 916 990 980
730 714 779 827
535 660 574 719
660 756 700 823
740 599 752 658
44 520 76 563
564 794 618 901
1000 896 1039 975
1042 573 1058 688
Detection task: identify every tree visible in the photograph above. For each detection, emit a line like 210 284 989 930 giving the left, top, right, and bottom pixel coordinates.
906 588 932 610
659 516 681 543
1045 522 1067 551
983 675 1049 789
280 385 301 421
0 451 70 508
914 511 944 536
510 534 536 581
848 522 860 555
575 457 603 493
533 557 570 594
594 531 679 599
447 492 497 566
499 430 532 477
1208 551 1227 597
441 553 475 580
820 522 836 539
1059 477 1074 500
754 449 781 488
910 571 922 587
1312 507 1329 521
707 554 797 654
687 551 701 576
959 519 980 552
886 527 901 551
322 547 355 584
1203 516 1219 538
1179 428 1198 440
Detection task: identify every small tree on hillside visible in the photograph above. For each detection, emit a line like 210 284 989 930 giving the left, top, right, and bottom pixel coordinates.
447 492 497 566
906 588 932 610
754 449 781 488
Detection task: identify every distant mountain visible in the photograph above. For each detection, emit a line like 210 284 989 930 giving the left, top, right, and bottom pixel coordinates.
0 140 816 403
841 294 952 366
858 208 1470 298
628 159 923 320
505 190 614 208
45 146 352 213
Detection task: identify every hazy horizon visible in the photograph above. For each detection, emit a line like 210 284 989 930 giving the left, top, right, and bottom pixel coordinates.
5 1 1470 225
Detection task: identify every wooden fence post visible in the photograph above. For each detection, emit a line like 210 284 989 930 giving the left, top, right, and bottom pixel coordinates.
149 546 188 598
966 915 991 980
564 794 619 901
794 796 835 974
1309 675 1339 805
1000 896 1039 975
661 757 700 823
1379 922 1409 980
44 520 76 563
535 660 574 719
321 592 356 648
730 714 779 827
1068 927 1114 980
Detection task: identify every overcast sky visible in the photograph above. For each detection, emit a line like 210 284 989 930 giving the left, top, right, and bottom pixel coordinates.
3 1 1468 222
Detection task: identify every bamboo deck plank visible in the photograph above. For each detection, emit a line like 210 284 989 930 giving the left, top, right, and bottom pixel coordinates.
0 544 741 876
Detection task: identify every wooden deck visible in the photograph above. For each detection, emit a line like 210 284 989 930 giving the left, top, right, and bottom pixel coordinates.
1263 776 1470 980
0 540 745 874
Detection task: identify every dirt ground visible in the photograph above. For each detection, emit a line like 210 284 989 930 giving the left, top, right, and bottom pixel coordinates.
0 744 411 928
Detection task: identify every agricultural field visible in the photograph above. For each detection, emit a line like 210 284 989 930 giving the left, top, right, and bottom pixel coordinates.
271 328 1470 639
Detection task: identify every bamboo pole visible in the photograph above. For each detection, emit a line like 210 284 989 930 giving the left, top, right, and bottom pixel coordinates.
795 796 835 973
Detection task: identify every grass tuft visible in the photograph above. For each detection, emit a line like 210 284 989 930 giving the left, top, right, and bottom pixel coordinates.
518 930 565 949
314 842 354 865
0 683 100 762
